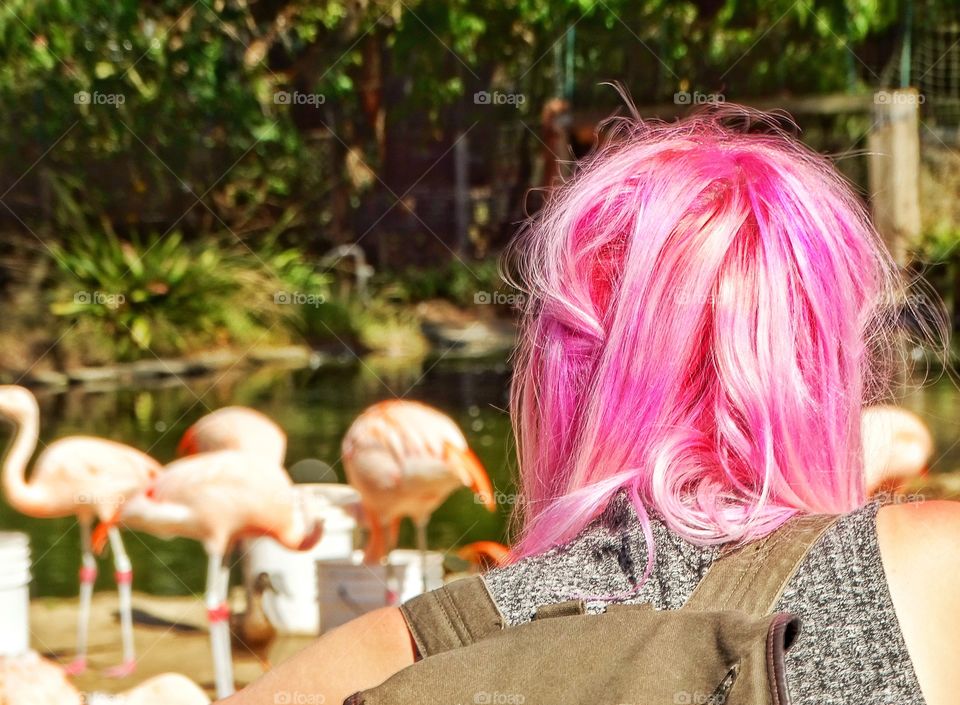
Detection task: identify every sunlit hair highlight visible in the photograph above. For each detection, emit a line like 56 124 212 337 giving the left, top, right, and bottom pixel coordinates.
507 108 919 561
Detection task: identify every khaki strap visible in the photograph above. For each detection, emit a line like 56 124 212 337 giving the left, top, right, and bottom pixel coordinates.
684 513 837 617
534 600 586 620
399 576 503 658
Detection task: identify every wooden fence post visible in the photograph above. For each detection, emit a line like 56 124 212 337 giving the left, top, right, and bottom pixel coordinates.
867 88 922 265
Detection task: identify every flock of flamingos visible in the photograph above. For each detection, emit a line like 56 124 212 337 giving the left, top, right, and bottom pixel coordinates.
0 381 935 704
0 385 497 703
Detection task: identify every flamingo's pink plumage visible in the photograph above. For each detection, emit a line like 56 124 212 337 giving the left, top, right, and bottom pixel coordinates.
176 407 286 466
342 400 495 562
0 385 161 676
119 449 322 699
862 405 934 496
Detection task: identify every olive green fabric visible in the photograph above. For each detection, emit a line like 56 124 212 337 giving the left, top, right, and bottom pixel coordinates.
345 514 837 705
684 514 840 617
399 569 504 657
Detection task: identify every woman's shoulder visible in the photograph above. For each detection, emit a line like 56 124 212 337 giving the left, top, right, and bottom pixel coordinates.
876 499 960 705
482 493 718 624
877 496 960 539
876 498 960 599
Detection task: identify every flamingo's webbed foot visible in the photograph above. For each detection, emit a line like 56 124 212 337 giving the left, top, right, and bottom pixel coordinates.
63 656 88 676
103 659 136 678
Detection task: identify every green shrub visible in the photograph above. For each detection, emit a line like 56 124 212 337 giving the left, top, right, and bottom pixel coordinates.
48 226 296 360
913 226 960 332
382 258 504 307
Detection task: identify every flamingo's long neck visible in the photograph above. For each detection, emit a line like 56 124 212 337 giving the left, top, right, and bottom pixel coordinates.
1 402 46 515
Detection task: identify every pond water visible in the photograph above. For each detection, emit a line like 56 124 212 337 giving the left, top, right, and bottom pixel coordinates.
0 355 515 597
2 355 959 598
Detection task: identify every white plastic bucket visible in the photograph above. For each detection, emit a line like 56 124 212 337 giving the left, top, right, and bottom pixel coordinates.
315 549 445 633
388 549 445 603
243 483 360 635
0 532 31 657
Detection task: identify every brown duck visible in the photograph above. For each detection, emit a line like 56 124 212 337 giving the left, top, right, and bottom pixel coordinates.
230 572 278 669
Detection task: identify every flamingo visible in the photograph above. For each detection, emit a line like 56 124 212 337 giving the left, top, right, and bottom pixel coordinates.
862 405 934 496
118 450 323 699
0 385 161 677
0 651 82 705
342 400 496 573
176 407 286 465
87 673 210 705
1 654 209 705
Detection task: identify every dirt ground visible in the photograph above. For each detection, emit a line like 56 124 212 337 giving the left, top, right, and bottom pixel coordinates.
29 589 316 699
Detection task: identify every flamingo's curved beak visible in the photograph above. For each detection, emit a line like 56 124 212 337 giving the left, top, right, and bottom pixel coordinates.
175 426 197 457
297 517 324 551
446 443 496 511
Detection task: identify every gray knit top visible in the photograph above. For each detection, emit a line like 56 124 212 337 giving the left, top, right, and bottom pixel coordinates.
483 493 926 705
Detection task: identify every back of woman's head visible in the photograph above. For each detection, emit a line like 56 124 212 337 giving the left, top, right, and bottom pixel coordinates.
510 108 912 557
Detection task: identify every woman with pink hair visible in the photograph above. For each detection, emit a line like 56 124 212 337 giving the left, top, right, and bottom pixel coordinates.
226 110 958 705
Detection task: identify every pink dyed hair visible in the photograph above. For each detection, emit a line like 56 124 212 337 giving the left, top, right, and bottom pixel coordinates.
508 108 912 562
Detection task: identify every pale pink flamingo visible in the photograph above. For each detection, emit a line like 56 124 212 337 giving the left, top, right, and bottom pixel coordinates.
87 673 210 705
342 400 496 573
0 385 160 677
862 404 934 495
118 450 323 699
176 407 286 465
0 651 82 705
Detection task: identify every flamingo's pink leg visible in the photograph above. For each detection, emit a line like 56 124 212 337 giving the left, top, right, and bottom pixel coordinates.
387 518 402 554
363 511 387 564
65 519 96 676
103 527 136 678
205 551 235 699
415 516 431 595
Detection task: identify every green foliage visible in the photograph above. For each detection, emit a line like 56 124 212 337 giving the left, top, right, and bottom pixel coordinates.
913 225 960 328
0 0 916 232
350 297 428 356
267 242 334 306
48 226 289 359
916 224 960 264
0 0 333 233
1 0 944 365
42 178 332 360
381 258 504 307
